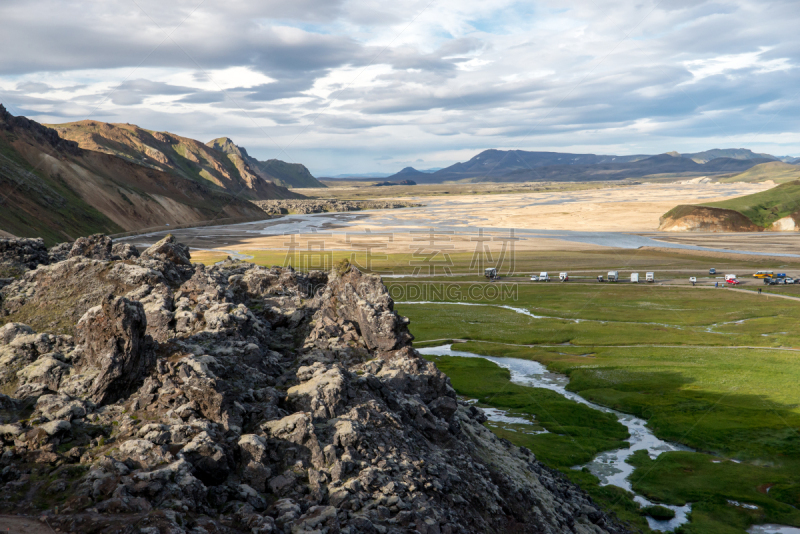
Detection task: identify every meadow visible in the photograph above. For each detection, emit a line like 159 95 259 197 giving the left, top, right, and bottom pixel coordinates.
395 281 800 533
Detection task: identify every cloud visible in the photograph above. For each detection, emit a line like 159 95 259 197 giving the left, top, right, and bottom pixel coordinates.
1 0 799 175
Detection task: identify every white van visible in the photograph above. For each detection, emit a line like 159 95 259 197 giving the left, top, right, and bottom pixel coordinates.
559 272 569 282
608 271 619 282
646 272 655 283
539 272 550 282
631 273 640 283
690 276 697 284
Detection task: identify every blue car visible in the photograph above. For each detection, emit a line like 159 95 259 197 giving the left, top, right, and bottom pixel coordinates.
709 268 716 275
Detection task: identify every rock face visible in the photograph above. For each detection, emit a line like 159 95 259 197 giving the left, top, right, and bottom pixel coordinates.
0 236 630 534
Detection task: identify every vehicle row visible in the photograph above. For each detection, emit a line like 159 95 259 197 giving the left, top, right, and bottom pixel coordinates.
529 271 656 283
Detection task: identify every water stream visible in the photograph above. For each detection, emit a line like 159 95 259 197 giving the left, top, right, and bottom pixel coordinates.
417 344 693 532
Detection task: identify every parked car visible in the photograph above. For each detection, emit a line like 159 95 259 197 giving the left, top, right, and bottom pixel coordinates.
597 275 604 282
764 277 778 285
530 275 538 281
709 268 717 275
689 277 697 284
559 272 569 282
484 267 497 279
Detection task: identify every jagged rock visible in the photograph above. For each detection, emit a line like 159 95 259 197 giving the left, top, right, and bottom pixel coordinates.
111 242 140 260
0 234 630 534
142 234 191 266
72 295 155 405
47 242 72 263
0 237 49 276
311 265 413 351
68 234 112 260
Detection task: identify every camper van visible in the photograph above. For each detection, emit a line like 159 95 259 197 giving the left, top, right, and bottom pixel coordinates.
631 273 640 283
539 272 550 282
559 272 569 282
608 271 619 282
725 274 739 285
646 272 655 283
690 277 697 284
753 271 774 279
484 268 497 280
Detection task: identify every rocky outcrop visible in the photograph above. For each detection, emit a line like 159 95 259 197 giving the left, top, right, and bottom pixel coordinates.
658 205 762 232
0 235 629 534
0 237 49 278
69 234 113 260
254 199 420 215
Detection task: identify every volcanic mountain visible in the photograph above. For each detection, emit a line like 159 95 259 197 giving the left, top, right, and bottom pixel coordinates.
206 137 325 189
0 105 269 245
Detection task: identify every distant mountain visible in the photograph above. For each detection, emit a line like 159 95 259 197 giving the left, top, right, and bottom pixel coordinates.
679 148 777 164
386 167 426 180
0 105 266 245
328 172 395 179
423 149 650 183
49 121 303 200
408 149 768 184
206 137 325 189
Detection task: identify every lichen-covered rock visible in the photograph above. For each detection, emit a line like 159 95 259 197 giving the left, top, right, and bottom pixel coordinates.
0 237 49 277
68 234 112 260
47 242 72 263
71 295 155 405
0 235 630 534
111 242 140 260
141 234 190 266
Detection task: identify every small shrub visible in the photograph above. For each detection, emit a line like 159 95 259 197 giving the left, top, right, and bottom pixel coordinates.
642 505 675 520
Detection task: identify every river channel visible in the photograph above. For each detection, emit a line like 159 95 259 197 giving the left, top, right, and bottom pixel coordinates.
416 344 692 532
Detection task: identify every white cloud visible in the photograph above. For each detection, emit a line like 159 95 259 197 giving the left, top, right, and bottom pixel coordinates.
1 0 800 174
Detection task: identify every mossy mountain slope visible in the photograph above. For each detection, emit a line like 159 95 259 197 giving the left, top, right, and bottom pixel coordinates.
659 180 800 232
48 121 304 200
207 137 325 188
0 105 267 245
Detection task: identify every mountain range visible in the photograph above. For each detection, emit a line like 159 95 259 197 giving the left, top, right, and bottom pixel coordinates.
0 105 310 245
387 148 793 184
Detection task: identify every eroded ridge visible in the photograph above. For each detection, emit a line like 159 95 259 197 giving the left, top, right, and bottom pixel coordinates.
0 234 628 534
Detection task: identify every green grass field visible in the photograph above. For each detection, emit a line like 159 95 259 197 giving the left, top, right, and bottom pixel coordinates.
398 281 800 533
701 180 800 228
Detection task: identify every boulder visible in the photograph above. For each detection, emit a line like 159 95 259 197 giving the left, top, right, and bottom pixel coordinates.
0 237 49 275
111 242 140 260
69 234 112 260
141 234 191 266
74 295 155 405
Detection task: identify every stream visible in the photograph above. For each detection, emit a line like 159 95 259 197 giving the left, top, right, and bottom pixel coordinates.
417 344 693 532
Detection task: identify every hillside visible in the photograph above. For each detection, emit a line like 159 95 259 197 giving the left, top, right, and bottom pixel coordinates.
680 148 776 164
48 122 304 199
0 105 267 245
414 150 770 184
207 137 325 188
659 180 800 232
717 161 800 184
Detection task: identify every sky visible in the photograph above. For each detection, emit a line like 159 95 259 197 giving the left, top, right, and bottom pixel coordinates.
1 0 799 176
